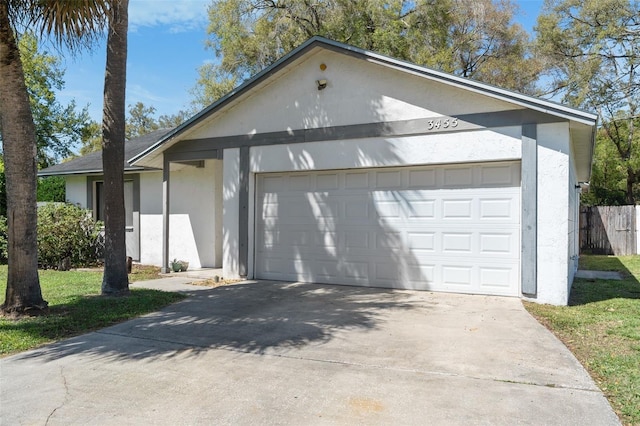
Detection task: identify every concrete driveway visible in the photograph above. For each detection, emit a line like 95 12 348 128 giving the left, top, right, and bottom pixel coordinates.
0 280 620 425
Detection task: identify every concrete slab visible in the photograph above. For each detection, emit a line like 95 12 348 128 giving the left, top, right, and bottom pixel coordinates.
575 270 624 280
159 268 225 281
130 276 214 292
0 280 620 425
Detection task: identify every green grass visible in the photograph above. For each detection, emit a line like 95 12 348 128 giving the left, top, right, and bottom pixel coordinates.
525 255 640 425
0 265 184 357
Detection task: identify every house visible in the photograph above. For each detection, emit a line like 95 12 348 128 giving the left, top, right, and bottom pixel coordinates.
39 127 222 269
40 37 598 305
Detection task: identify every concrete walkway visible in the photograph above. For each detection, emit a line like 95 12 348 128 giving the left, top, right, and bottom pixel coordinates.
0 278 620 425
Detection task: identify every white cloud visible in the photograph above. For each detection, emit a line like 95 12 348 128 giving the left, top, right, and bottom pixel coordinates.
129 0 209 32
128 84 170 104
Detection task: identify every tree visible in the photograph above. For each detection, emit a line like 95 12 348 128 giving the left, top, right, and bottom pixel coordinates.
0 33 93 168
100 0 130 296
536 0 640 204
126 101 159 139
79 104 188 155
19 33 93 168
125 102 189 138
157 110 190 129
193 0 538 107
78 120 102 155
0 0 108 315
0 33 93 212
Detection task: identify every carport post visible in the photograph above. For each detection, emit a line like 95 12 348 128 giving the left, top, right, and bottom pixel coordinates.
161 155 170 273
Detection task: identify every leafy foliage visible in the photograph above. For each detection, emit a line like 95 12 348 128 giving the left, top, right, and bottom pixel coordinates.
125 102 190 139
126 102 160 139
78 103 188 155
36 203 104 270
0 33 94 168
536 0 640 204
193 0 539 107
37 176 65 203
581 127 635 206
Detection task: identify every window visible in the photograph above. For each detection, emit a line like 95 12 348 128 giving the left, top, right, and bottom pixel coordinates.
94 180 133 227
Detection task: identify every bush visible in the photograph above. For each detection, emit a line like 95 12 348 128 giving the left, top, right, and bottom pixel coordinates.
37 203 104 269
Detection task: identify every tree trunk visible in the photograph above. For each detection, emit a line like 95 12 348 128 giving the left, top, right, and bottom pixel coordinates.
101 0 130 296
0 2 47 314
626 168 636 205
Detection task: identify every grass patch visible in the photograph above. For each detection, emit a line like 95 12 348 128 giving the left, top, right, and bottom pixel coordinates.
0 265 184 357
525 255 640 425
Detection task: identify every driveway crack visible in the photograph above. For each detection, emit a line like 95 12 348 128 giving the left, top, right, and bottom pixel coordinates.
45 366 70 425
95 330 599 393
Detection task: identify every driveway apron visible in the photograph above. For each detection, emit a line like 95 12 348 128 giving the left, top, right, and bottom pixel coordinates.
0 280 620 425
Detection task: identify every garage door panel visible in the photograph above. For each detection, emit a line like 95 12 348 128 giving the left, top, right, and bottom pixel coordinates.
442 265 473 287
375 170 403 188
256 162 520 297
407 200 436 218
407 232 437 252
443 166 474 187
479 233 516 255
479 266 516 290
408 169 437 187
480 164 518 185
479 198 516 219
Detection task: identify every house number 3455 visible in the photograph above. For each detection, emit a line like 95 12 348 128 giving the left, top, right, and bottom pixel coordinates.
427 117 458 130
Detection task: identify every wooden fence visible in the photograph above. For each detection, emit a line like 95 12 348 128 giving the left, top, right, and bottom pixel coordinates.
580 205 636 255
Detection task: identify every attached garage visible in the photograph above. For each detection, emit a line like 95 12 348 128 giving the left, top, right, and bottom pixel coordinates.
255 162 520 296
129 37 598 305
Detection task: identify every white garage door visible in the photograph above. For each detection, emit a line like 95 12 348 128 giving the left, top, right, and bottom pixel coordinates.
255 162 521 296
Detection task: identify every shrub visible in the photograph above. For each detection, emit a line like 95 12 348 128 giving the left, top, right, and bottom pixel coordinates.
37 203 104 269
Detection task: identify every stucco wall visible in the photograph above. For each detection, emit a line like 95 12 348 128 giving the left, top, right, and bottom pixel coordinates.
534 122 572 305
188 49 521 140
139 172 163 266
250 129 521 173
65 175 87 207
138 161 222 269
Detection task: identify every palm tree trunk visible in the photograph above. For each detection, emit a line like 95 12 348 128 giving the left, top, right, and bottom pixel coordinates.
101 0 130 296
0 1 47 314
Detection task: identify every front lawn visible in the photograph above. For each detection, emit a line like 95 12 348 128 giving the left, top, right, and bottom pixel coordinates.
0 265 184 357
524 255 640 425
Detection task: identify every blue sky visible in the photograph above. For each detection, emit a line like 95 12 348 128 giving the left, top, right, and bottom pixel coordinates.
55 0 545 125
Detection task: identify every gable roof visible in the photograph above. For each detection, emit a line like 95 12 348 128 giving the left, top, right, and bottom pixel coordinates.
39 128 173 176
130 36 598 171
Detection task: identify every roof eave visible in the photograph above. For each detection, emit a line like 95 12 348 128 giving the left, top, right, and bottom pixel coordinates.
38 166 157 177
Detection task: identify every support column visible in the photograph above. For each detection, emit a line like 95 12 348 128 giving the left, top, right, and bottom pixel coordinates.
161 155 170 273
521 123 537 296
238 146 249 277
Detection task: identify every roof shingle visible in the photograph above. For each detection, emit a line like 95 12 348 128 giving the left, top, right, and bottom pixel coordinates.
39 128 173 176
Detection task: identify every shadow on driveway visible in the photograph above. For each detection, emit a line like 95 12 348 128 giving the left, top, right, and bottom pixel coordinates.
15 281 423 362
